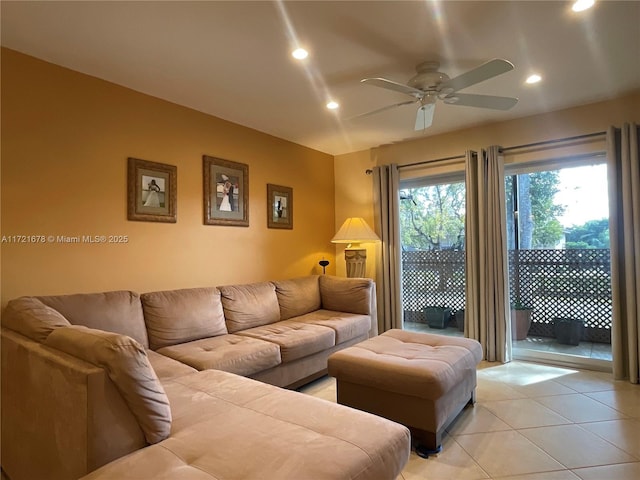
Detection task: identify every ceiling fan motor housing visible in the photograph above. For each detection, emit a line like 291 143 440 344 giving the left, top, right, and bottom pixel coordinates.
407 61 450 91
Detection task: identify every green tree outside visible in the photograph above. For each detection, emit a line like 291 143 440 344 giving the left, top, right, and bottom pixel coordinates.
506 171 565 249
529 171 566 248
400 183 465 250
565 219 610 249
402 171 566 251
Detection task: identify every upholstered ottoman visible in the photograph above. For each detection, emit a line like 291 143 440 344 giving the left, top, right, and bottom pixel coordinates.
328 329 482 453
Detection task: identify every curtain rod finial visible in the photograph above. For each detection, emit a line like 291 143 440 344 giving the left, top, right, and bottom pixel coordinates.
365 169 373 175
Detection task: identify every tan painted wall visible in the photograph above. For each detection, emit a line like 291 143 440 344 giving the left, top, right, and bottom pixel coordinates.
1 49 336 306
334 90 640 281
333 150 378 277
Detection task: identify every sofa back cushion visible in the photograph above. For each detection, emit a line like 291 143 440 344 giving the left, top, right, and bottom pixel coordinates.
319 276 373 315
218 282 280 333
141 288 227 350
37 291 149 348
2 297 71 342
273 276 321 320
44 325 171 445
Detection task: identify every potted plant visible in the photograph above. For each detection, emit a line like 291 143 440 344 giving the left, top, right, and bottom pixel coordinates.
423 306 451 329
554 318 584 345
510 302 532 341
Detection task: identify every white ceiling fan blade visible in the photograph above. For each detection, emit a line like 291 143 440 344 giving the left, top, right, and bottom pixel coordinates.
415 103 435 130
440 59 514 93
347 100 416 120
444 93 518 110
361 77 424 97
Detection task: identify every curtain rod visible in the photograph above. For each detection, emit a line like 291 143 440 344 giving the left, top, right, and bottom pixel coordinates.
398 154 467 169
365 153 466 174
364 130 607 174
500 131 606 153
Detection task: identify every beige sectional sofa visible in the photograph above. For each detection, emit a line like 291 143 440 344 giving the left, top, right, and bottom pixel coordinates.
1 275 410 480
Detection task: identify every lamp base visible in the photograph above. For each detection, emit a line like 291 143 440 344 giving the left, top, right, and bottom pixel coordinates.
344 248 366 278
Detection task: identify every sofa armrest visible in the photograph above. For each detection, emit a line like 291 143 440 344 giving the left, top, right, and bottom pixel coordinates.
1 328 146 480
318 276 378 337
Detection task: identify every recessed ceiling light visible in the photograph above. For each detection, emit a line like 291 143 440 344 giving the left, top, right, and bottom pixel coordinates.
326 101 339 110
526 74 542 84
572 0 595 12
291 48 308 60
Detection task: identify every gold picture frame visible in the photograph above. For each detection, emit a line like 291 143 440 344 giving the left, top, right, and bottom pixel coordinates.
127 157 177 223
203 155 249 226
267 184 293 229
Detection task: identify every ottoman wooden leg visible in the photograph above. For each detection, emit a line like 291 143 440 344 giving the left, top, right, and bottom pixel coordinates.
413 389 476 457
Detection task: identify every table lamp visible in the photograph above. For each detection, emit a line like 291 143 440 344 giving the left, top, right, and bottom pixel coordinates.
331 217 380 278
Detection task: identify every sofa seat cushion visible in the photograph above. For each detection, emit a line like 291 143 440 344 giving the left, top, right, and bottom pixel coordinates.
218 282 281 333
293 309 371 344
44 325 171 445
141 288 228 350
156 335 281 376
81 370 410 480
236 320 335 363
146 350 198 382
37 291 149 348
273 275 321 320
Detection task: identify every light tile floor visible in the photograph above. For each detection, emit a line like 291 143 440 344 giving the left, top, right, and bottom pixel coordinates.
299 361 640 480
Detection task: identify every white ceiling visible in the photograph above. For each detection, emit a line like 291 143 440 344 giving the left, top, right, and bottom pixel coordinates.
2 1 639 156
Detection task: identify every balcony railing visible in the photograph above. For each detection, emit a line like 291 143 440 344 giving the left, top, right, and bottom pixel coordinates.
402 248 612 343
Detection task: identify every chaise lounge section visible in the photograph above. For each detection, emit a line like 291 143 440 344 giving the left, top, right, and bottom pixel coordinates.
1 275 410 480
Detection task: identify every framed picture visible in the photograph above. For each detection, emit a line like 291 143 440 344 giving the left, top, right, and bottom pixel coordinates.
267 184 293 229
127 157 177 223
203 155 249 226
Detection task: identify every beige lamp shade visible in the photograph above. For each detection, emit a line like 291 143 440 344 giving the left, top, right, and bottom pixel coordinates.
331 217 380 246
331 218 379 278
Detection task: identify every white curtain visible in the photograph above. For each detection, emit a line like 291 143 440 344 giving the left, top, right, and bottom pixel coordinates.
607 123 640 383
465 147 511 362
373 164 403 333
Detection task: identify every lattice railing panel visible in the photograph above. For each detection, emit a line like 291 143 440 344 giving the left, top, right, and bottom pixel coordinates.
402 250 465 324
402 248 612 343
508 249 612 343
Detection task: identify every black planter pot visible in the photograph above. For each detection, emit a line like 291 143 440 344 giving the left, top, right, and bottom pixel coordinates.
554 318 584 346
455 309 465 332
424 306 451 329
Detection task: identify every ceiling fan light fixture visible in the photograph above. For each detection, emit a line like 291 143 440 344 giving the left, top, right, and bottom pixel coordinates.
326 100 339 110
291 47 308 60
424 92 438 103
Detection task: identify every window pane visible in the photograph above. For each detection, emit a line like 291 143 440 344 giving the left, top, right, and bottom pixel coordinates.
400 180 466 334
507 164 609 250
400 182 466 251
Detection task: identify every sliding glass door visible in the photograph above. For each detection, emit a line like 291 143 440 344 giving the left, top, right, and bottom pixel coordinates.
506 162 612 369
399 176 466 336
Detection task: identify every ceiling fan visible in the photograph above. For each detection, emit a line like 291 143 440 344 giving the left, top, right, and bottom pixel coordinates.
358 59 518 130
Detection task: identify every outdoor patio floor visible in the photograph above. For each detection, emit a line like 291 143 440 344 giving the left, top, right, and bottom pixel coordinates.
404 321 612 362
